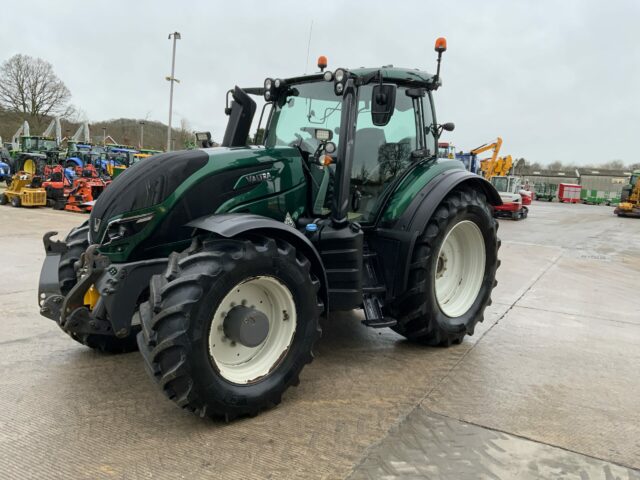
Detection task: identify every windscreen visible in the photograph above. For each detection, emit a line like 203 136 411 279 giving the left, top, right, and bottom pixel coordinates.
265 81 341 155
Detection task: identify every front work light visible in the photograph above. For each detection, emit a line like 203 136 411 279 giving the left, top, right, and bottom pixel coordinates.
333 68 348 96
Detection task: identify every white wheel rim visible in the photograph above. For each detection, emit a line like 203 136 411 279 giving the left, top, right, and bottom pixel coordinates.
208 276 296 384
434 220 486 318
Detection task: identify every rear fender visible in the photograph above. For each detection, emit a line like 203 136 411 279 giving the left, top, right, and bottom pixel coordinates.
188 214 328 313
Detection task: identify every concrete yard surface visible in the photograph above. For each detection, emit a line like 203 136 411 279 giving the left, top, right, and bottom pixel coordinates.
0 198 639 479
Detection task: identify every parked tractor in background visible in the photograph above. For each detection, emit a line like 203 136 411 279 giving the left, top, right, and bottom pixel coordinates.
0 147 12 186
38 39 502 421
614 170 640 218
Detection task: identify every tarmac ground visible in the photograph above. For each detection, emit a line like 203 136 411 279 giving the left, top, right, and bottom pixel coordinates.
0 196 639 479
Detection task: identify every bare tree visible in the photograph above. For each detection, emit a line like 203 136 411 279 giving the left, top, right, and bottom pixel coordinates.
0 54 71 120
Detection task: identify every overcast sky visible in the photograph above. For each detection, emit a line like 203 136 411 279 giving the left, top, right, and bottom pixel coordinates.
1 0 638 165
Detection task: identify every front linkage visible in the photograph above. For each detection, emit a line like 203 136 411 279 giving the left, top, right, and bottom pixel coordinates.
39 230 166 342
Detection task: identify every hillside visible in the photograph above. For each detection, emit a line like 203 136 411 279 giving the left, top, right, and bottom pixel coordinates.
0 109 196 150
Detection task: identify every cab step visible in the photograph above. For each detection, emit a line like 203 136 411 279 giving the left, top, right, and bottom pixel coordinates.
361 294 397 329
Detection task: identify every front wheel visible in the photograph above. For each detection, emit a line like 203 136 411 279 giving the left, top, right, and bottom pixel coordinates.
11 196 21 207
387 187 500 346
137 236 323 420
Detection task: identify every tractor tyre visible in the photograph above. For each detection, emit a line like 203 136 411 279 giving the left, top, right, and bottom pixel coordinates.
387 187 500 346
0 194 7 205
137 235 323 420
58 223 139 353
11 196 21 207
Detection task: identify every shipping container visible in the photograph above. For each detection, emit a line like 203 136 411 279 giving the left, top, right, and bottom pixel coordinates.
558 183 582 203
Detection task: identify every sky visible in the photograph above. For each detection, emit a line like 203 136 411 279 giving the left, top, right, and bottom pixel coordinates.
1 0 639 166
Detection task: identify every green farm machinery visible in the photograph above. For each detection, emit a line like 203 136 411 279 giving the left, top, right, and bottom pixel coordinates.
38 39 501 420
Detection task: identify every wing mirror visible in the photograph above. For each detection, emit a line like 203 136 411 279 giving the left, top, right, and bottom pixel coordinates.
431 122 455 137
371 84 396 126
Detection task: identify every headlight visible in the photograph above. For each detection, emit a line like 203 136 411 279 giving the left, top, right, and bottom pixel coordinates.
323 71 333 81
102 213 154 245
334 69 345 82
274 78 282 88
335 83 344 94
264 78 273 90
265 90 271 101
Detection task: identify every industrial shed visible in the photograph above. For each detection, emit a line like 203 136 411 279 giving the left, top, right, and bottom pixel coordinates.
577 168 632 204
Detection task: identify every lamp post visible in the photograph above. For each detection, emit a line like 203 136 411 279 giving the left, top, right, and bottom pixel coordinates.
166 32 181 151
139 121 146 149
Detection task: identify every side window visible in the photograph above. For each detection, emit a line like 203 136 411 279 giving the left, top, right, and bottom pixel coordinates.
349 85 418 223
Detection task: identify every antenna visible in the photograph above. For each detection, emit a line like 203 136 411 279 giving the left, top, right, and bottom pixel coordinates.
304 20 314 74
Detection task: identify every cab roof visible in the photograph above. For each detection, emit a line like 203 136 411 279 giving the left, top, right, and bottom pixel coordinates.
284 66 437 88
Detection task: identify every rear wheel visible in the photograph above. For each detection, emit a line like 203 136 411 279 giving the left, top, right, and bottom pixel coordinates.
387 187 500 346
0 194 7 205
58 223 139 353
137 235 323 420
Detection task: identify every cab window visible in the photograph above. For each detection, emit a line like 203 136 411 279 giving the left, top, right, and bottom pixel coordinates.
349 85 419 223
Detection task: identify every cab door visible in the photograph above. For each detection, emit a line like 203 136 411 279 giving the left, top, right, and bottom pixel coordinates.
348 85 427 224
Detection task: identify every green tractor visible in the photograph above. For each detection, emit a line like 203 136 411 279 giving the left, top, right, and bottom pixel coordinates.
38 38 501 420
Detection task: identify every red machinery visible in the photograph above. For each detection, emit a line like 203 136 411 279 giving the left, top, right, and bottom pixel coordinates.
558 183 581 203
64 165 109 213
490 176 531 220
41 165 73 209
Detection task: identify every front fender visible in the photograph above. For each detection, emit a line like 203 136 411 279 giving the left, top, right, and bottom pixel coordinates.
188 214 329 314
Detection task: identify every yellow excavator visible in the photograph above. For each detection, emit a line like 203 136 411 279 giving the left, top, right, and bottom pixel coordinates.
614 170 640 218
471 137 513 179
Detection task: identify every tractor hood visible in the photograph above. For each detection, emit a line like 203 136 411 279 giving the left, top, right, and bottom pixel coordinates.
88 146 306 256
89 149 209 242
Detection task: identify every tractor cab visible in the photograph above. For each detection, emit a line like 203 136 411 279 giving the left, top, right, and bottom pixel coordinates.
226 63 453 230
